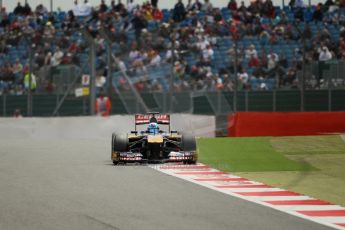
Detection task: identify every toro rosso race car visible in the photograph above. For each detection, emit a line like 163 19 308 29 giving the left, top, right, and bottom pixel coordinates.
111 113 197 165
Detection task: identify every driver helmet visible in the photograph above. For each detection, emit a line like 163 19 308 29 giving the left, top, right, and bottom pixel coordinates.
148 122 159 135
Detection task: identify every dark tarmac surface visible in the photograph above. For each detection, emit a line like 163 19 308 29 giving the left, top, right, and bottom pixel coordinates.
0 139 333 230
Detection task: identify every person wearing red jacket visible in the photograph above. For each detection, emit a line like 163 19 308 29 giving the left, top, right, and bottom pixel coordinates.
95 93 112 117
152 7 163 21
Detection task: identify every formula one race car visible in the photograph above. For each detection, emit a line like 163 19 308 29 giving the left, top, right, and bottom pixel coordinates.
111 112 197 165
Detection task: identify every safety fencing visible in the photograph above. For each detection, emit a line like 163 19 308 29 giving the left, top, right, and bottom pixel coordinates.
1 89 345 117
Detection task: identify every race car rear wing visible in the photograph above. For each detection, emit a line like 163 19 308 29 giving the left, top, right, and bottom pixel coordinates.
135 114 170 125
135 113 171 132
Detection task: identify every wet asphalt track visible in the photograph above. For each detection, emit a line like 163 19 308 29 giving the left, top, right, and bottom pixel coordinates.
0 139 333 230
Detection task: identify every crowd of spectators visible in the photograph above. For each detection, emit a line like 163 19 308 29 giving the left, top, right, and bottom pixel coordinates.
1 0 345 95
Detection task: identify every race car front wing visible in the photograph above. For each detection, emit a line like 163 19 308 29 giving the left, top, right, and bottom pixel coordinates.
112 151 197 163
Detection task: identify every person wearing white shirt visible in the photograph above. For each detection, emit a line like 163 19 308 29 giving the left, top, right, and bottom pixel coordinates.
73 0 81 16
127 0 136 13
118 59 127 72
150 53 161 66
129 49 140 61
79 0 92 16
52 47 64 66
245 44 258 59
202 45 214 61
197 36 210 51
238 70 249 85
165 49 179 61
202 0 213 11
267 52 279 70
319 46 332 61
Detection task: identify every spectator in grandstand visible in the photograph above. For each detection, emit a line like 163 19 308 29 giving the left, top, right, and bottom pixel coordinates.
278 53 289 68
127 0 136 13
152 7 163 21
189 0 203 11
0 64 14 92
202 44 214 62
96 74 106 91
113 0 125 12
227 44 242 59
35 4 48 15
295 0 305 8
43 21 56 40
237 1 247 12
196 35 210 51
339 0 345 7
151 0 159 8
13 2 31 15
174 61 186 80
319 46 333 61
23 70 37 92
44 52 52 66
238 69 249 89
131 12 148 44
73 0 92 16
313 3 324 21
149 50 162 66
13 2 24 15
228 0 238 11
12 59 23 83
259 31 271 46
115 57 127 72
282 67 297 87
99 0 108 13
202 0 213 12
95 34 105 54
262 0 275 18
248 53 260 68
142 4 154 20
165 48 179 62
134 79 146 91
173 0 186 22
150 79 163 91
339 39 345 58
52 47 64 66
267 51 279 71
22 3 32 15
245 44 258 59
213 74 223 91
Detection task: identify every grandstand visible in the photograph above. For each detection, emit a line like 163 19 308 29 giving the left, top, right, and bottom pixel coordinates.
0 0 345 116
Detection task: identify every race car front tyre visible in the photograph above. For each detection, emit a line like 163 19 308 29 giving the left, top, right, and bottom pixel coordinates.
181 134 197 164
112 133 128 166
181 133 196 151
112 133 128 152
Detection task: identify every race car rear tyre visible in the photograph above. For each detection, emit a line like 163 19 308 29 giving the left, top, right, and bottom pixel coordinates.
181 133 196 151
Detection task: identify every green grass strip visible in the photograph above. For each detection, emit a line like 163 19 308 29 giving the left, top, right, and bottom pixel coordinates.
197 137 316 172
271 135 345 154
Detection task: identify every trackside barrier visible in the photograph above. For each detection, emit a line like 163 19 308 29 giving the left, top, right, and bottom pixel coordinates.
0 114 215 140
228 112 345 137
